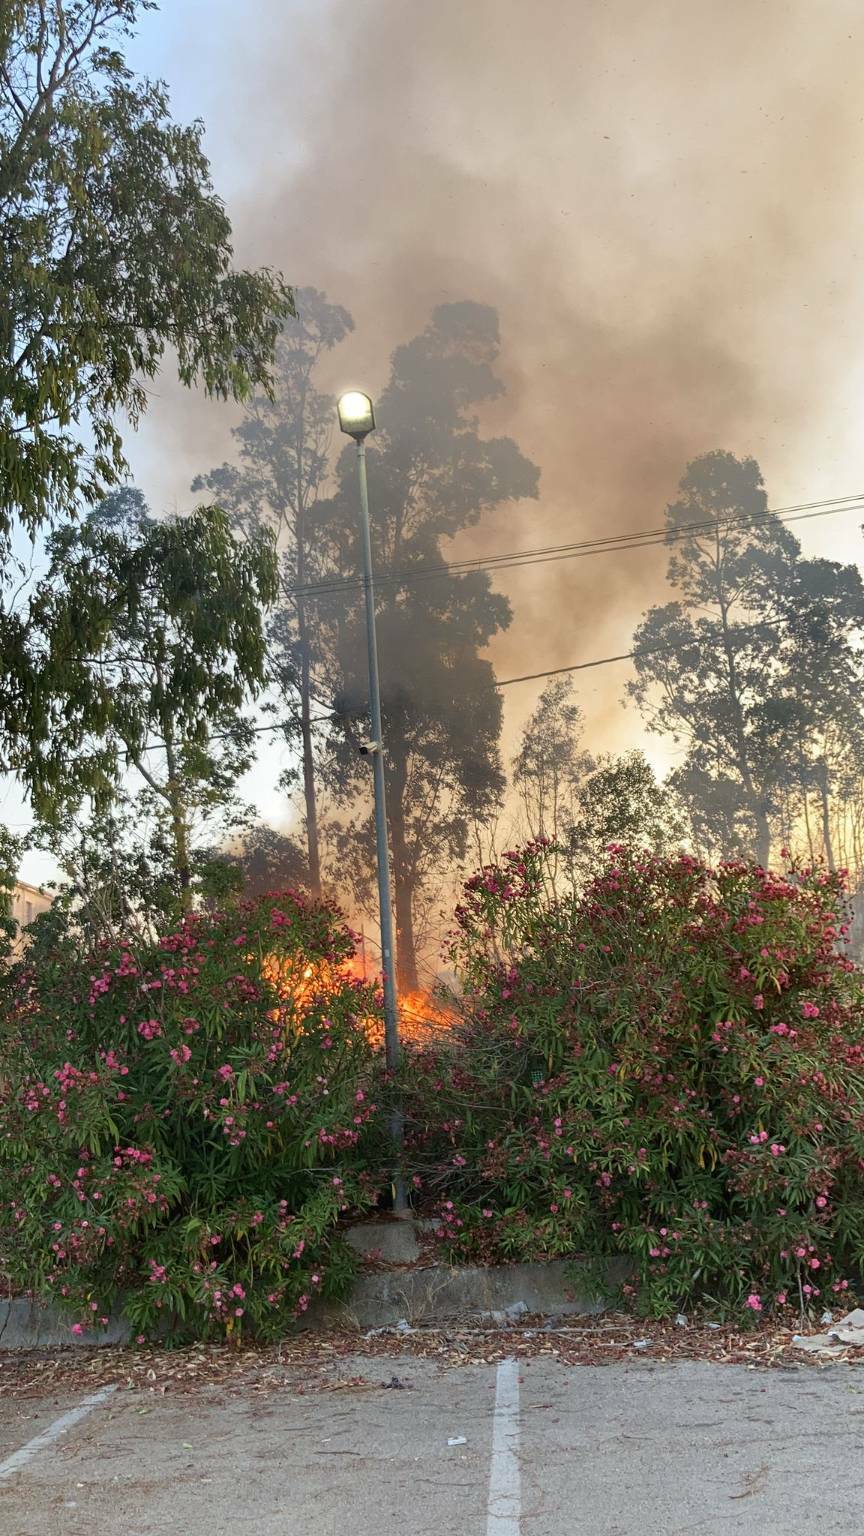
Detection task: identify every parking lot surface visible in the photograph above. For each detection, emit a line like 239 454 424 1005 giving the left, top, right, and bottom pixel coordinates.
1 1354 862 1534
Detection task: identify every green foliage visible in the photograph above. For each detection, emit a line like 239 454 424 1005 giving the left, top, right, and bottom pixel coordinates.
15 488 278 901
510 683 684 887
0 825 24 958
406 841 864 1318
0 890 385 1341
568 750 686 877
0 1 292 549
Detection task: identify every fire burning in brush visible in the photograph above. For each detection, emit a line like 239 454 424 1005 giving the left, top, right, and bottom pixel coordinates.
261 951 456 1048
365 987 458 1050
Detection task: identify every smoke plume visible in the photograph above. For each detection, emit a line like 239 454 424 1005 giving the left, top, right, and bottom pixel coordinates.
134 0 864 762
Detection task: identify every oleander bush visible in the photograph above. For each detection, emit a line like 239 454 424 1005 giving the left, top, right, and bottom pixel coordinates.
0 891 386 1341
405 842 864 1317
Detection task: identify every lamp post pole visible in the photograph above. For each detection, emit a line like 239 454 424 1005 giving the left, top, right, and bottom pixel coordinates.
338 391 407 1216
353 436 401 1076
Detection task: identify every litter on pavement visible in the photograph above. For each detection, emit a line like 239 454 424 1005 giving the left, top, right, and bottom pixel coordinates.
792 1308 864 1355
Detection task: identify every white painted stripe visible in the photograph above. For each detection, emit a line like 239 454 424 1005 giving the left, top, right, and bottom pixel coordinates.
0 1384 116 1482
487 1358 521 1535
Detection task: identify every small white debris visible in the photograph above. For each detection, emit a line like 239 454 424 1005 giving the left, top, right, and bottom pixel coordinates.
793 1308 864 1354
447 1436 467 1447
675 1313 688 1327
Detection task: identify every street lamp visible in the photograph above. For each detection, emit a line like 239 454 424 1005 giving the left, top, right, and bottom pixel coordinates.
337 390 375 439
337 391 400 1086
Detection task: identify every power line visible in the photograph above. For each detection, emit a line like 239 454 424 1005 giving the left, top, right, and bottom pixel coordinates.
494 609 818 689
496 652 637 688
290 494 864 601
136 711 336 756
129 491 864 751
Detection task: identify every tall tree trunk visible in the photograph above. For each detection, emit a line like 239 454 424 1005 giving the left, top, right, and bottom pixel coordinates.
297 619 321 896
816 762 836 871
753 806 771 869
163 732 193 911
714 548 769 868
801 790 815 861
294 484 321 896
386 748 419 993
798 747 815 863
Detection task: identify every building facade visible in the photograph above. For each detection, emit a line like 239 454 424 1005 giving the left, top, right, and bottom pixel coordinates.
9 880 53 951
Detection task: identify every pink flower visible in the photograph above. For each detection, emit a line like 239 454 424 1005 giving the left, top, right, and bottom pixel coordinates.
170 1044 192 1066
137 1018 162 1041
753 995 764 1011
801 1001 820 1019
216 1064 234 1081
744 1294 762 1312
71 1322 84 1336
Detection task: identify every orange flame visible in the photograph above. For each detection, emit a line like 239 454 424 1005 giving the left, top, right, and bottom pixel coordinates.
262 951 455 1048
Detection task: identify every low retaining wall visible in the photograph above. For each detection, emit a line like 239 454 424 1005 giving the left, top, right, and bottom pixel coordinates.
325 1255 626 1329
0 1256 625 1349
0 1299 130 1350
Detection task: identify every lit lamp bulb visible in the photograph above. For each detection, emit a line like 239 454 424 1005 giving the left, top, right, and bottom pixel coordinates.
337 390 375 439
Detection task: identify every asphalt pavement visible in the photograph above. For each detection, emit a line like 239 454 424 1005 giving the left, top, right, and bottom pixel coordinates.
1 1354 862 1534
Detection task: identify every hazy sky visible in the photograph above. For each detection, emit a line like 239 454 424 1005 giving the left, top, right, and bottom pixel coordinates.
9 0 864 882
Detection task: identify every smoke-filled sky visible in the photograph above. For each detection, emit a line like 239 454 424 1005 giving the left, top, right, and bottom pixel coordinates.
12 0 864 878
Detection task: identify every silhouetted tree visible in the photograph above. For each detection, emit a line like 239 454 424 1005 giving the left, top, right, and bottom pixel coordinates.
629 452 799 865
512 678 593 844
194 290 354 895
630 452 864 868
324 303 540 989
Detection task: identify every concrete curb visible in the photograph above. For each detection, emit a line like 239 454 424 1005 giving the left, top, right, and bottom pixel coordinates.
0 1255 623 1349
323 1256 626 1330
0 1298 130 1350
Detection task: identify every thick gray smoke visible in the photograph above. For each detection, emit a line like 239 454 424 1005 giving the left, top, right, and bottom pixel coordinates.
134 0 864 761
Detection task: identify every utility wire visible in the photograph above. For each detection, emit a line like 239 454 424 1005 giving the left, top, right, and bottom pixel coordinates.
137 609 829 755
133 493 864 752
289 494 864 601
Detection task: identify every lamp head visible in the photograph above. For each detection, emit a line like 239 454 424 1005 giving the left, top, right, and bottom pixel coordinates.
337 390 375 440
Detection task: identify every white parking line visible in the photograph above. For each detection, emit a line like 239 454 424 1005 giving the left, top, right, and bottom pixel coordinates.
487 1358 521 1534
0 1384 116 1482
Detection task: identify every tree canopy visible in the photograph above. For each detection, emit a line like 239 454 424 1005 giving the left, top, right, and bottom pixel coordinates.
0 1 292 552
17 487 278 904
